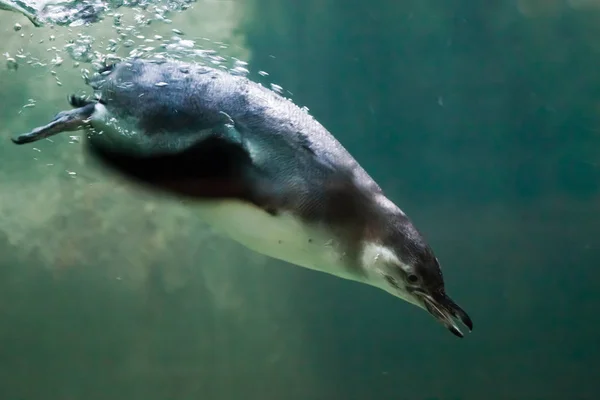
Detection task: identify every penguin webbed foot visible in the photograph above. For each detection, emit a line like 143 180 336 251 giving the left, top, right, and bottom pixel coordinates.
11 103 95 145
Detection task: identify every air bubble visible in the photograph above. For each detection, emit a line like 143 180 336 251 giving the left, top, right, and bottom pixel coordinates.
6 57 18 71
270 84 284 94
22 99 36 109
178 39 194 48
230 66 249 76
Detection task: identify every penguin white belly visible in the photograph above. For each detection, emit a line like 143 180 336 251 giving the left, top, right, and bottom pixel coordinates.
196 200 355 280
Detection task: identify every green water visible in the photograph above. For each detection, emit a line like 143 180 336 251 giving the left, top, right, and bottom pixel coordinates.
0 0 599 399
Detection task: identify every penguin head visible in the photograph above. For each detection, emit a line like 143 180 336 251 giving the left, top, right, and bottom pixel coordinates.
360 211 473 338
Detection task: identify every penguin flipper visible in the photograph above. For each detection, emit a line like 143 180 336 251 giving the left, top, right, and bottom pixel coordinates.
85 133 261 204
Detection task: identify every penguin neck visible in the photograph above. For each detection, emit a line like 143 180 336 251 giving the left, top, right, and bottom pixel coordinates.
350 193 413 278
353 192 409 244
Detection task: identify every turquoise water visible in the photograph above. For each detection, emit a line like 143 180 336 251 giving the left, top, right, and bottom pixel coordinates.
0 0 599 399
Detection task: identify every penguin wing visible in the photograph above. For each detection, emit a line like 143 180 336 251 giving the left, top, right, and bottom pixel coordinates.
84 129 262 205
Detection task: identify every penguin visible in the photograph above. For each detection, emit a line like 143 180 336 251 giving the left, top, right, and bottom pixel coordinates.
12 58 473 337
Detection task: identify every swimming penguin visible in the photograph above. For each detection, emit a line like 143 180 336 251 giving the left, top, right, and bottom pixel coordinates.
12 58 472 337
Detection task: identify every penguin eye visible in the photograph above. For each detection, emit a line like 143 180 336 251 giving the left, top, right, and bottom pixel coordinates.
407 274 419 284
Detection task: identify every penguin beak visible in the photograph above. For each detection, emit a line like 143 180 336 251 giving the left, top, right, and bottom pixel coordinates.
414 291 473 338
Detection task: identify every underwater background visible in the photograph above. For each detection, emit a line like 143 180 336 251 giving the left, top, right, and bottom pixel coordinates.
0 0 599 399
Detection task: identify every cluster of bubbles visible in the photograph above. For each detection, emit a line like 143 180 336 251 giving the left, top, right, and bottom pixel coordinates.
2 0 302 117
4 0 259 70
0 0 196 27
